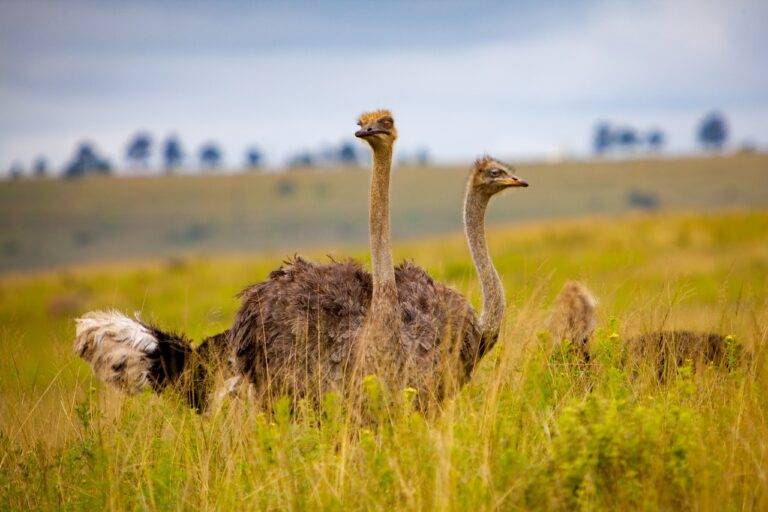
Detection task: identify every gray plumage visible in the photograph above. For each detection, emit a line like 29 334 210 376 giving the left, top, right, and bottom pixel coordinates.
229 256 479 403
228 153 529 405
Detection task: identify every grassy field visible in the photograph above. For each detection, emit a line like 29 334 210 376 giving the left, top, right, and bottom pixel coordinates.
1 153 767 273
1 206 767 509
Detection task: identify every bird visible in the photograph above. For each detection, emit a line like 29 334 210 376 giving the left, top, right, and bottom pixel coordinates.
229 150 529 406
548 281 737 379
548 281 598 362
73 110 530 410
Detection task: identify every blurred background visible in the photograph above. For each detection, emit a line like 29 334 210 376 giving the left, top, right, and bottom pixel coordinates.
1 0 767 272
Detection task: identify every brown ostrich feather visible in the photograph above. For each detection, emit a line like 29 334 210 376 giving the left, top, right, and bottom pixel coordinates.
229 256 479 404
549 281 598 360
357 109 393 125
73 111 517 412
626 330 732 381
473 155 506 170
549 281 736 378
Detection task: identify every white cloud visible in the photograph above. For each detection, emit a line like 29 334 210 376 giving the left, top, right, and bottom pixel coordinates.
1 0 766 171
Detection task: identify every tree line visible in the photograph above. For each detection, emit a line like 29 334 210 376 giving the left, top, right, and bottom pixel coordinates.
1 110 746 180
63 134 266 179
593 111 731 155
6 133 409 180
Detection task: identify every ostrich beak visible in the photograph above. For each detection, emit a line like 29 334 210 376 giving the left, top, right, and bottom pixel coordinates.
502 176 529 188
355 127 390 138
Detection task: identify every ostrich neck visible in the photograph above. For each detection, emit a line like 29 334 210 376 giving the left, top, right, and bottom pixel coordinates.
356 143 401 379
369 146 400 335
369 146 395 290
463 188 505 341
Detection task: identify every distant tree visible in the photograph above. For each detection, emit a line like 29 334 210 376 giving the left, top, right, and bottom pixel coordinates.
698 111 728 150
647 129 665 152
33 157 48 177
593 122 612 154
162 136 184 172
337 141 358 165
245 147 263 170
615 127 639 151
64 142 112 179
126 132 153 168
199 143 222 170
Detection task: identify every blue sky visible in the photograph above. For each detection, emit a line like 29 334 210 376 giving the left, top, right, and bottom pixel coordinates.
1 0 767 173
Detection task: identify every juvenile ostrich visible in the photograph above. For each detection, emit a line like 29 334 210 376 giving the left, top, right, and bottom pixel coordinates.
548 282 736 378
73 110 529 409
548 281 599 361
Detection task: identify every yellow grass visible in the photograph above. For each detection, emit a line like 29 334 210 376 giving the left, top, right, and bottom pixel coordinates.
1 208 767 510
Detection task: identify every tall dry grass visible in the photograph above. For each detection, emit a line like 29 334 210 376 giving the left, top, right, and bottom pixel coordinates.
1 210 767 510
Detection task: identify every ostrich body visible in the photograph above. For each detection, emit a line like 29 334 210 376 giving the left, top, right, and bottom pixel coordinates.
549 281 734 377
548 281 599 361
229 118 529 403
73 110 528 408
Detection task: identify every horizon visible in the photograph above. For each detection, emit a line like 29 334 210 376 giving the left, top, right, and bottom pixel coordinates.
2 0 767 174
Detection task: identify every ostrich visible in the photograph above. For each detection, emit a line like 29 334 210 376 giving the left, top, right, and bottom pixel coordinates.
73 110 529 409
229 150 528 404
548 281 737 378
548 281 598 361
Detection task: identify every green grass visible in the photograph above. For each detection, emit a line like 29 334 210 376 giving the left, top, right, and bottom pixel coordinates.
1 209 767 510
1 153 767 273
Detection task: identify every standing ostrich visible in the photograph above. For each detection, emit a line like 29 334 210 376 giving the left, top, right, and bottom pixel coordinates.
229 149 529 404
73 110 529 409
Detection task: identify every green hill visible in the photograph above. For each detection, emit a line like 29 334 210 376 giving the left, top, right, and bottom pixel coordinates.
1 154 767 273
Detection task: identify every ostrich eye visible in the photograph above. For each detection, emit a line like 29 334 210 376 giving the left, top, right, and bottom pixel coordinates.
380 117 393 127
489 168 504 177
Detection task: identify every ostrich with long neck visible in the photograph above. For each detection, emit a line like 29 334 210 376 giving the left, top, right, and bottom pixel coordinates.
351 110 402 381
228 148 529 402
73 110 529 408
463 156 528 360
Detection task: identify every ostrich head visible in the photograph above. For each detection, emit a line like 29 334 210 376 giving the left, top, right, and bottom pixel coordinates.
355 109 398 150
470 156 528 196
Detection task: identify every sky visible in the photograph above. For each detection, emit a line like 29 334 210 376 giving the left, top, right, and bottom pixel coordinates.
1 0 767 173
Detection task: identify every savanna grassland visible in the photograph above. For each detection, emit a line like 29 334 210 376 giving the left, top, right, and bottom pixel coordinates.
1 156 768 510
1 154 767 273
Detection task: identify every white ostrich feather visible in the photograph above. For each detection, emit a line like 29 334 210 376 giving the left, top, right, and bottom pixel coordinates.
73 310 159 393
